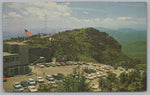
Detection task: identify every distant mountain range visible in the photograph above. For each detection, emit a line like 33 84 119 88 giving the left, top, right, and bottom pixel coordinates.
95 27 147 64
95 27 147 43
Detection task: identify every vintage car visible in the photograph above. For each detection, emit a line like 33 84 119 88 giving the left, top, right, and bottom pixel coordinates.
46 75 54 81
50 63 57 67
44 63 50 67
52 73 64 80
59 62 67 66
48 81 56 84
28 86 37 92
18 88 25 92
28 78 36 85
37 77 44 83
13 82 22 89
3 75 7 82
21 80 29 88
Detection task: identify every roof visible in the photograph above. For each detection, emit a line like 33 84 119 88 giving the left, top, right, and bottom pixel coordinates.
3 52 18 57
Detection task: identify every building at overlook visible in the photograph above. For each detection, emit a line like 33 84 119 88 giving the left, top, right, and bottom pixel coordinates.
3 42 31 76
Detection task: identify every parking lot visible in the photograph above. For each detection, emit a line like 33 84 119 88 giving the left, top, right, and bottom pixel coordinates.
3 62 130 92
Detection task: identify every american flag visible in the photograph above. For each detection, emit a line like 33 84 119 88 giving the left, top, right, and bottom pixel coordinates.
25 29 32 36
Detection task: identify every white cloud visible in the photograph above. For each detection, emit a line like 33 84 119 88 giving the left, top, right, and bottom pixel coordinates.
83 11 88 14
118 4 146 7
8 12 22 18
7 2 72 19
72 7 103 12
117 17 132 20
104 18 114 22
3 2 147 34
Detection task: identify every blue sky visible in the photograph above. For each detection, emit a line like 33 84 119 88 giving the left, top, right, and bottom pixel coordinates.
3 2 147 39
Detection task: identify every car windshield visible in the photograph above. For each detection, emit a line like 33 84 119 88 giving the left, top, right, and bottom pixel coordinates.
29 79 34 82
15 82 19 85
47 75 51 78
16 84 20 86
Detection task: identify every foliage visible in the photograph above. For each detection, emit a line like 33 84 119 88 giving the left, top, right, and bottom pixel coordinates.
57 66 92 92
38 84 52 92
121 41 147 64
98 70 147 92
98 73 117 91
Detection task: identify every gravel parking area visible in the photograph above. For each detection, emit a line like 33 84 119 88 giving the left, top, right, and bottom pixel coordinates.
3 63 130 92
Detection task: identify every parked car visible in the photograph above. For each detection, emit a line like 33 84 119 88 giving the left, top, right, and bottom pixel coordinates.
18 88 24 92
51 63 57 67
106 70 112 73
56 62 61 66
46 75 54 81
39 64 44 68
21 80 29 88
48 81 56 85
102 74 106 77
83 61 87 65
84 68 96 73
78 62 83 65
66 61 74 65
37 77 44 83
28 78 36 85
73 62 77 65
36 63 41 67
88 77 94 80
13 82 22 89
49 78 55 81
59 62 66 66
52 74 58 79
44 63 50 67
3 75 7 82
28 86 37 92
92 64 97 66
90 69 96 73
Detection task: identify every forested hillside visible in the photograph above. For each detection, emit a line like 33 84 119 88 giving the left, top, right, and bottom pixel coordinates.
96 27 147 64
4 27 145 70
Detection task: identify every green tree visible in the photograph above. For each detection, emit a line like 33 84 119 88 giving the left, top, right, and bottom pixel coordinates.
57 66 92 92
106 73 117 82
38 84 52 92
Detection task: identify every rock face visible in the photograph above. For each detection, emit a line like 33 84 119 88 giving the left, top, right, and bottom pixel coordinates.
50 27 133 66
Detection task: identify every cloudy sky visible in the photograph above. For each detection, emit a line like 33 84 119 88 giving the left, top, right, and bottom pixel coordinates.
3 2 147 39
